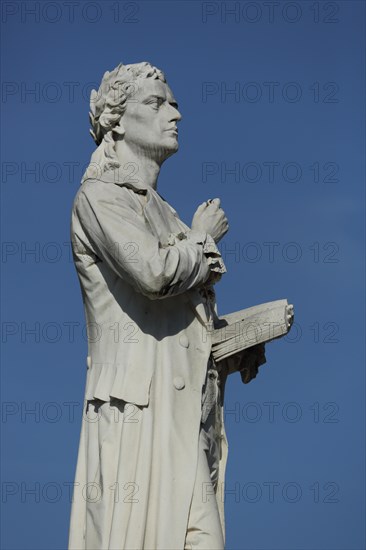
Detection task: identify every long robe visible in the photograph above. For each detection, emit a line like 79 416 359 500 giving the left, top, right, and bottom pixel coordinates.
68 170 229 549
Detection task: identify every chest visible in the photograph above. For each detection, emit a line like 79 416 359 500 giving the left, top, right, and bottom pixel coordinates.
134 189 189 246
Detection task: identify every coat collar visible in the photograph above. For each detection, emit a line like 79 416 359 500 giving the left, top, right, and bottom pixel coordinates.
85 168 149 195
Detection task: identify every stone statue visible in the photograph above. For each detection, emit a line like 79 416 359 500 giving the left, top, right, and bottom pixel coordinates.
68 62 289 550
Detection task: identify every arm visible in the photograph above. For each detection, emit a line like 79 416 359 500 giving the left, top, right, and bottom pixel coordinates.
73 181 225 300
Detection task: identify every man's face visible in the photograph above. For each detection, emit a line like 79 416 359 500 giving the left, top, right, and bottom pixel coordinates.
119 78 182 163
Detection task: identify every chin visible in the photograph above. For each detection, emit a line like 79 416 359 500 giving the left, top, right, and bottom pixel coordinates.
142 139 178 164
157 139 179 163
169 139 179 152
164 134 178 147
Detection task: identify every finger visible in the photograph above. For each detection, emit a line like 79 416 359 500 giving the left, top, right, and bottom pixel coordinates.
221 225 229 238
241 368 251 384
211 198 221 208
195 202 207 213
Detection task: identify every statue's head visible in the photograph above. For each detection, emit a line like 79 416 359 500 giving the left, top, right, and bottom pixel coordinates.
84 62 181 181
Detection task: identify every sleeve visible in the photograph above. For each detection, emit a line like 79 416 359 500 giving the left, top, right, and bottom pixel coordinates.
166 230 226 279
73 182 226 300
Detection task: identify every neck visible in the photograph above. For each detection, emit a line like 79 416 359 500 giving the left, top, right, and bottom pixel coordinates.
114 141 163 190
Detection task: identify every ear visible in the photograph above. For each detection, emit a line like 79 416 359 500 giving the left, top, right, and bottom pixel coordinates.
112 118 125 139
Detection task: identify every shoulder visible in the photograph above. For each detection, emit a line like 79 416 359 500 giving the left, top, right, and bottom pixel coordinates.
73 179 139 212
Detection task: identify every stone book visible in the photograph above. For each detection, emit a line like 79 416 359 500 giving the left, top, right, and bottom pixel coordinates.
211 299 294 362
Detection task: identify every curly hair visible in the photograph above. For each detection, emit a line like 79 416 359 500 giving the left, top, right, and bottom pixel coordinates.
82 62 166 183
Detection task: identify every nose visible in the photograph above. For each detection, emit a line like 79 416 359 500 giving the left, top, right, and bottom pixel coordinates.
168 104 182 122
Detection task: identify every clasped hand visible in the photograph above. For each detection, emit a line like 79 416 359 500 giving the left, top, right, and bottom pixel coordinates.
191 198 229 243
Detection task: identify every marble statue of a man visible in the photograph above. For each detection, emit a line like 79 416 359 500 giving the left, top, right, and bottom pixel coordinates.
68 62 265 550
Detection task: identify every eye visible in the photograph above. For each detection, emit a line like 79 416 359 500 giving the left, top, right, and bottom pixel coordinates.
149 97 164 109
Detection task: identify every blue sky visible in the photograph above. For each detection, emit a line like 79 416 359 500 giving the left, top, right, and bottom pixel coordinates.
1 1 365 549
